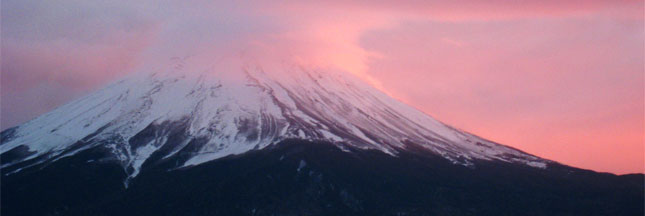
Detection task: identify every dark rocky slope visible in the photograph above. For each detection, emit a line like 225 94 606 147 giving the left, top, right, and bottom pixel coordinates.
3 140 642 216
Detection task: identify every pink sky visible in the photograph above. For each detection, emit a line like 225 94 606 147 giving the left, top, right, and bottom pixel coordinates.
1 0 643 174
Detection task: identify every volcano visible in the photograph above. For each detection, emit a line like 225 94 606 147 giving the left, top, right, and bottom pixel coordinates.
1 58 642 216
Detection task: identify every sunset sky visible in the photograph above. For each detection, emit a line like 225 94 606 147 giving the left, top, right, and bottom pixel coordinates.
1 0 643 174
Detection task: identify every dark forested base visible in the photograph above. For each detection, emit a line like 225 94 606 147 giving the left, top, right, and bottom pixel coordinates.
2 140 643 216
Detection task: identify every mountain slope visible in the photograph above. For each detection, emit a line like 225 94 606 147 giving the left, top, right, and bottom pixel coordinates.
1 57 545 182
1 58 643 216
2 139 643 216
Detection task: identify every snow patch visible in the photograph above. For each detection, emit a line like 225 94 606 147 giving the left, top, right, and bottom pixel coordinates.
297 160 307 172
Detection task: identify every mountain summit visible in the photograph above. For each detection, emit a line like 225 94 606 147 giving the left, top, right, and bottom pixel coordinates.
1 58 642 216
1 57 545 179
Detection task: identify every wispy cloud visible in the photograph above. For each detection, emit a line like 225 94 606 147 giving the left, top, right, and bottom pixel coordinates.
1 0 642 174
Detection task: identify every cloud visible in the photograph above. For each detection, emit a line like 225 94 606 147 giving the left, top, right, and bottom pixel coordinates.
313 0 643 21
1 0 158 127
361 16 643 174
1 0 642 173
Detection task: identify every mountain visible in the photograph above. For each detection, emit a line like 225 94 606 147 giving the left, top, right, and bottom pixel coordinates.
1 57 643 216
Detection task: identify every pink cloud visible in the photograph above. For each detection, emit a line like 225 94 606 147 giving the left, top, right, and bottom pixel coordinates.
1 22 158 127
311 0 643 21
1 0 642 174
361 15 643 174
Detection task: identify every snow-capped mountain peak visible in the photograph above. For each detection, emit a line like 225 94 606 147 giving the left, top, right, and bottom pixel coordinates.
1 57 546 180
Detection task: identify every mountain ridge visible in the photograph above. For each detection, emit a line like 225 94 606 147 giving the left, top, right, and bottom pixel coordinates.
1 57 548 182
1 57 642 216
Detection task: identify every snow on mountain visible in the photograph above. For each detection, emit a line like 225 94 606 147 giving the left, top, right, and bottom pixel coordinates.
0 57 547 179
